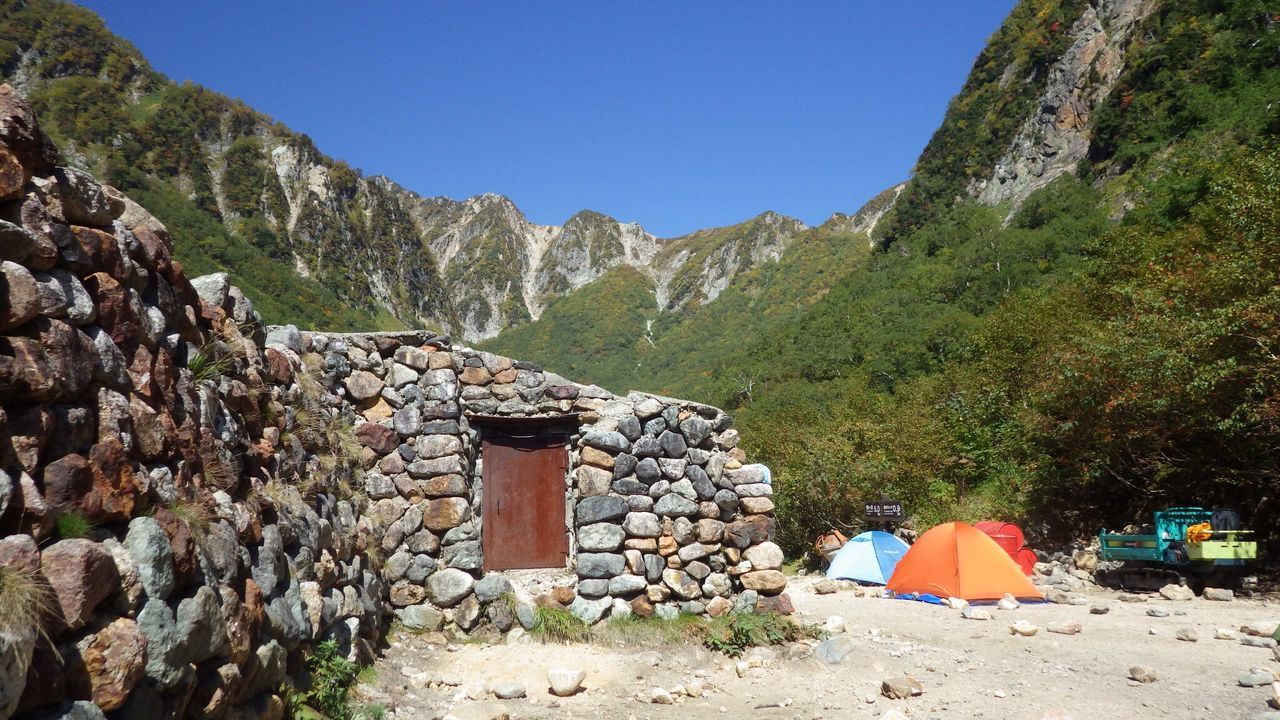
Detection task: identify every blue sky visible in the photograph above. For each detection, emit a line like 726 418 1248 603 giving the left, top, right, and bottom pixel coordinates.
79 2 1015 237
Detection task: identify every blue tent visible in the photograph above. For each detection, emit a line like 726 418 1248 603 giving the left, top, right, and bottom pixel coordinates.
826 530 910 585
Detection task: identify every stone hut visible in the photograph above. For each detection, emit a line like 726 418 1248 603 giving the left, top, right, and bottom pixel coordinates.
264 325 786 632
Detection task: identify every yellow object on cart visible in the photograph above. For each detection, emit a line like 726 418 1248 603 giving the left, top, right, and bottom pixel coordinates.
1186 522 1212 543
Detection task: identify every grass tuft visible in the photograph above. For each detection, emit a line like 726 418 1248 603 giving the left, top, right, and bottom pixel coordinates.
530 606 590 644
54 510 95 540
187 345 234 383
0 565 59 655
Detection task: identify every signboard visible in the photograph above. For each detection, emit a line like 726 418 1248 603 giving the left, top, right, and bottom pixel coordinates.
864 499 903 522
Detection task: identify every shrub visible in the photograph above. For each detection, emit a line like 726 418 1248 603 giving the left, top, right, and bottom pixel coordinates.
292 639 359 720
702 612 823 658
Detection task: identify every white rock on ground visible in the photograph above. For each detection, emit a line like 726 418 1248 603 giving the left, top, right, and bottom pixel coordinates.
546 668 585 697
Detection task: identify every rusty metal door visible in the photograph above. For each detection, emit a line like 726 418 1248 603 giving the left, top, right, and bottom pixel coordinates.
481 433 569 571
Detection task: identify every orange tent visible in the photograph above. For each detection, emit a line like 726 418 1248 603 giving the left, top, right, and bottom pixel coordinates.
887 522 1045 601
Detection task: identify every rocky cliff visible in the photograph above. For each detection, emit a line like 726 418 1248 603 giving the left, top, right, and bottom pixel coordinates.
0 86 783 720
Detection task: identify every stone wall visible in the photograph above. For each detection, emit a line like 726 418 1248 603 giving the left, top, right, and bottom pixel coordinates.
271 328 787 633
0 83 784 720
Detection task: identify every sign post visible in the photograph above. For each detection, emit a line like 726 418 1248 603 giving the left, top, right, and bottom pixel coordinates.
863 493 904 533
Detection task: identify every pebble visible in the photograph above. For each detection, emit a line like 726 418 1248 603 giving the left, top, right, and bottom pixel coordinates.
1242 636 1279 649
823 615 846 634
491 682 526 699
998 594 1020 611
1238 670 1276 687
648 687 673 704
547 668 585 697
1129 666 1158 684
1047 622 1082 636
1214 627 1238 640
1175 627 1198 642
1146 608 1169 618
1089 605 1111 615
961 605 992 621
880 676 923 699
1009 620 1039 637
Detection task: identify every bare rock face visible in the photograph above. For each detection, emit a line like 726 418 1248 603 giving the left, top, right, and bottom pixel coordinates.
40 539 120 631
974 0 1155 210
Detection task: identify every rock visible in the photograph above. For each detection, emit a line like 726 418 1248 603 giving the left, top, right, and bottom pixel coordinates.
1214 627 1237 640
740 570 786 595
576 495 628 525
648 687 674 704
190 273 229 308
998 593 1020 610
444 540 482 570
815 636 857 665
623 512 661 538
1241 621 1279 637
456 595 482 631
880 676 923 699
1242 636 1278 649
474 574 513 605
1009 620 1039 637
1203 587 1233 601
123 516 176 601
396 605 444 631
743 542 784 571
1146 608 1169 618
1 260 39 331
581 431 630 454
423 497 470 531
961 605 992 621
577 553 625 579
1047 622 1081 635
607 574 646 597
1128 666 1157 683
344 370 384 401
1089 604 1111 615
662 569 702 600
658 430 687 457
491 682 526 699
814 579 840 595
575 465 612 497
654 493 699 517
547 667 586 696
40 539 119 630
264 325 303 353
392 406 423 436
1158 583 1194 602
823 615 846 634
426 568 474 607
66 617 147 710
1238 670 1276 687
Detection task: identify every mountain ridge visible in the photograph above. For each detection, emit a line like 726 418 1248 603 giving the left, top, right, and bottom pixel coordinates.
0 0 826 341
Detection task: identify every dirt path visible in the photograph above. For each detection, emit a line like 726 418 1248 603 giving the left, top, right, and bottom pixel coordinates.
359 577 1280 720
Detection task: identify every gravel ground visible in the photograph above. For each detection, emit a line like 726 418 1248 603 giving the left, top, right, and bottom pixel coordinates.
359 576 1280 720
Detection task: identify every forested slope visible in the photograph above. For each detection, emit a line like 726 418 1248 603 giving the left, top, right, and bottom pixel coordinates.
490 0 1280 551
